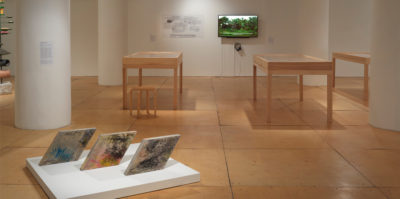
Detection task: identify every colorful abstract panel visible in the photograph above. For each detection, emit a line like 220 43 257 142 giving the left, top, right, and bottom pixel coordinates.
124 134 180 175
80 131 136 170
39 128 96 166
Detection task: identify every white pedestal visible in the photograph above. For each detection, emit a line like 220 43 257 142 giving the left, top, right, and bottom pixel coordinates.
26 144 200 199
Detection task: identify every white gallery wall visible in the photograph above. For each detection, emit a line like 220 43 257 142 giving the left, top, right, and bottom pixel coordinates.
127 0 303 77
97 0 128 85
329 0 372 76
125 0 370 78
71 0 98 76
297 0 329 85
297 0 329 59
5 0 373 78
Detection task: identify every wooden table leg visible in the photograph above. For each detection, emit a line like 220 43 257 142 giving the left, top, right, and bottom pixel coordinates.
137 91 141 118
327 74 333 123
253 64 257 101
299 74 303 102
146 90 150 115
154 90 157 116
123 67 127 109
332 58 336 88
138 68 143 86
180 62 183 94
364 63 369 100
129 89 133 116
266 73 272 123
173 68 178 109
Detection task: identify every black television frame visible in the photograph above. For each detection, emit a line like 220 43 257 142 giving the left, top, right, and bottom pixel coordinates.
218 14 259 38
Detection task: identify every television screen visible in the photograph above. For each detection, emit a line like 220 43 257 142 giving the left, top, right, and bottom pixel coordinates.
218 15 258 38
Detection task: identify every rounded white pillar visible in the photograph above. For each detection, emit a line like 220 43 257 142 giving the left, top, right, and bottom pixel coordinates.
369 0 400 131
15 0 71 130
98 0 127 85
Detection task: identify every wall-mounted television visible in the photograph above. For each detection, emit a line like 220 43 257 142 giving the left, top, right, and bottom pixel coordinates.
218 15 258 38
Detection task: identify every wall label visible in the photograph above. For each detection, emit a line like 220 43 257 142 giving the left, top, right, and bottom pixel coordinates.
40 41 53 65
162 15 204 38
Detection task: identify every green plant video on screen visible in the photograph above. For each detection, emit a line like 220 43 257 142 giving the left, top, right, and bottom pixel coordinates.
218 15 258 38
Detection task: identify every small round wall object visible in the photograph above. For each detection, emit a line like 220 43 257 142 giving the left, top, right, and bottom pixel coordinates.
234 42 242 51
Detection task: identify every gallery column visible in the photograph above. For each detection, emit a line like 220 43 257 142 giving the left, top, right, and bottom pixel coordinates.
369 0 400 131
97 0 127 85
15 0 71 130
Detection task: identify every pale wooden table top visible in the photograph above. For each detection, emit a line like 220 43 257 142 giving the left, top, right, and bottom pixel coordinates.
333 52 370 58
124 51 182 59
256 54 329 63
123 51 183 69
254 54 332 74
332 52 370 64
350 53 370 58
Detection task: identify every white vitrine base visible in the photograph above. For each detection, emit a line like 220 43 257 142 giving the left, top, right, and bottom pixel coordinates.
26 144 200 199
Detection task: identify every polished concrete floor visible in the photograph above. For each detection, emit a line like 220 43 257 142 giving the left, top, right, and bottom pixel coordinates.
0 76 399 199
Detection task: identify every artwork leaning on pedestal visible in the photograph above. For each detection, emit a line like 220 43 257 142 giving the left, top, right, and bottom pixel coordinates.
124 134 181 175
39 128 96 166
27 130 199 198
80 131 137 170
38 129 182 174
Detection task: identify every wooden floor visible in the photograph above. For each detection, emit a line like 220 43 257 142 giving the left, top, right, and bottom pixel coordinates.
1 76 399 199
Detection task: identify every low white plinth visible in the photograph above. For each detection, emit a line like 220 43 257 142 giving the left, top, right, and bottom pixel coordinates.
26 144 200 199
